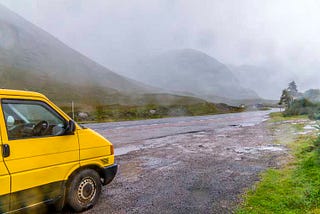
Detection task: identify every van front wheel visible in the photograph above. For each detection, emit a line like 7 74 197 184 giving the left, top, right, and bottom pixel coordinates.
67 169 102 212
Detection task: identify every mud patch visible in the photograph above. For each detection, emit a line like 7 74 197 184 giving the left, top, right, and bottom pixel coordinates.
119 161 143 183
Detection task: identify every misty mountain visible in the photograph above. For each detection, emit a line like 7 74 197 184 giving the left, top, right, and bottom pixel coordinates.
303 89 320 103
229 65 296 100
0 4 162 106
126 49 259 103
0 3 229 112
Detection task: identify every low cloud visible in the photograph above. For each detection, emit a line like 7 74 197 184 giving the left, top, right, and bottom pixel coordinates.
1 0 320 98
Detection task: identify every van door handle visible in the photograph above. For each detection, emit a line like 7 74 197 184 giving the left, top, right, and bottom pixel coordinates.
2 144 10 158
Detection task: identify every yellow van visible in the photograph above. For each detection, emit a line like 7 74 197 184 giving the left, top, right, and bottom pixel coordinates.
0 89 117 213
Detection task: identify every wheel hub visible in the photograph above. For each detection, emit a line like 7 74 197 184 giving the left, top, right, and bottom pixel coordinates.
78 178 96 203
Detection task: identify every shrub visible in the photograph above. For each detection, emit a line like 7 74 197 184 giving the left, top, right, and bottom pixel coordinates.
283 98 320 120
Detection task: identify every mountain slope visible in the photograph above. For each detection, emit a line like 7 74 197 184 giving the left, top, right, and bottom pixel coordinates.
0 4 155 104
127 49 259 102
0 4 255 113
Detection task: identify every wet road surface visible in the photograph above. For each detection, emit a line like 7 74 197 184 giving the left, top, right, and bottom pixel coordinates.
86 110 272 155
80 110 288 214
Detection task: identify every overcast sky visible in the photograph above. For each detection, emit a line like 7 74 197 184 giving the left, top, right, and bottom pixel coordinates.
1 0 320 97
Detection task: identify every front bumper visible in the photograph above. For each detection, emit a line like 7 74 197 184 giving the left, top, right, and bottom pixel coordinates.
102 164 118 185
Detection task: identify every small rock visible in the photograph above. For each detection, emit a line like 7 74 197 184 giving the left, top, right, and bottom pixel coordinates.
149 109 156 114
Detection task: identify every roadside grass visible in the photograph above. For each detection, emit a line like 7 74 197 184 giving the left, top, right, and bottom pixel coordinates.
237 115 320 214
63 103 243 123
293 123 306 132
269 112 308 123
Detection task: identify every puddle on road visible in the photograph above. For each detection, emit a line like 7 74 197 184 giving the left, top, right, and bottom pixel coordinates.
232 144 287 155
296 131 313 135
192 132 207 137
116 145 140 156
228 122 260 128
140 156 182 172
304 125 317 130
240 123 257 127
295 123 318 135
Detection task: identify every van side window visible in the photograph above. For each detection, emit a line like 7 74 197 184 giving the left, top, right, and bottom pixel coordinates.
2 100 66 140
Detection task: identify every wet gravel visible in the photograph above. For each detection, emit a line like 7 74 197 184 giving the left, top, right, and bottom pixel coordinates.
74 110 292 214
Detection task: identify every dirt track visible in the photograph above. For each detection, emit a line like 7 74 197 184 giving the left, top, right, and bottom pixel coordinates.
79 110 293 213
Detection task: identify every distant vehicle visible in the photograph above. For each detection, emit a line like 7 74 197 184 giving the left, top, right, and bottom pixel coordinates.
0 89 117 213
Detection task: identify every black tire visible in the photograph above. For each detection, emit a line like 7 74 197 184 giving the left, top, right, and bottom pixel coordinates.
66 169 102 212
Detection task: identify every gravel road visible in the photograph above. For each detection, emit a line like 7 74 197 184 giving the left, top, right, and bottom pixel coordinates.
77 110 289 213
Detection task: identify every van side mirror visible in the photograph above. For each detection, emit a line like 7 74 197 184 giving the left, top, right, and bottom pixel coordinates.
65 120 76 135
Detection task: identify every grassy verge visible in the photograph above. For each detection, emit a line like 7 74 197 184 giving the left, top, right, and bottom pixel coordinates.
61 102 243 123
269 112 308 123
237 115 320 214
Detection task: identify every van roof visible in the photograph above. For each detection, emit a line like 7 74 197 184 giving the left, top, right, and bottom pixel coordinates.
0 89 47 99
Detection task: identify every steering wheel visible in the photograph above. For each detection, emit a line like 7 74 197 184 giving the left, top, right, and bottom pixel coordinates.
33 120 50 136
